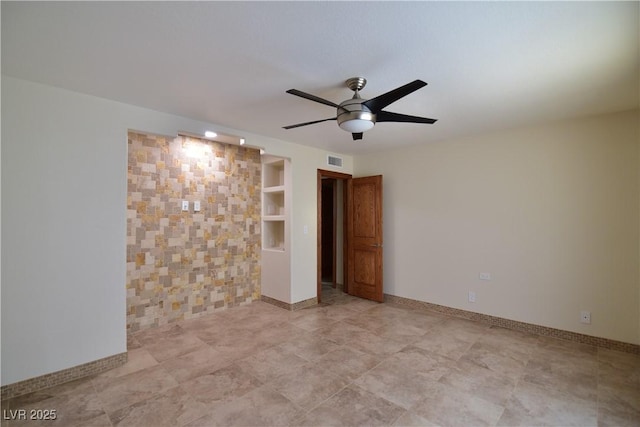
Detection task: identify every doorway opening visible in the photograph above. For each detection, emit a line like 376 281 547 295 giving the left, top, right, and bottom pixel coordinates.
317 169 352 303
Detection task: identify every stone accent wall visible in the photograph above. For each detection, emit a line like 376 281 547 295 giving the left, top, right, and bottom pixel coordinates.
127 132 261 332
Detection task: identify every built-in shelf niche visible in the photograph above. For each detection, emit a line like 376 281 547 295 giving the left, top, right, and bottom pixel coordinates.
263 189 285 217
261 155 291 304
262 157 288 252
263 219 285 251
263 160 285 188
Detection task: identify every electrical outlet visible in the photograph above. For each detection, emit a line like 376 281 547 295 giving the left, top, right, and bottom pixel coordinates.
181 200 189 211
580 311 591 324
468 291 476 303
479 272 491 281
194 201 201 212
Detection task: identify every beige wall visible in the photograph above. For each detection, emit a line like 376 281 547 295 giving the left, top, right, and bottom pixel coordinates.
355 110 639 344
258 143 353 303
1 76 353 385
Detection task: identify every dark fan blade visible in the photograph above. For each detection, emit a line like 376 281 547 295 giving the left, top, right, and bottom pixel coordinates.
283 117 336 129
286 89 340 108
376 110 437 124
352 132 363 140
362 80 427 113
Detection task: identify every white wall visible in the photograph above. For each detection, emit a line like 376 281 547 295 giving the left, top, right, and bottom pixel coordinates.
268 145 353 303
355 110 639 344
1 76 352 385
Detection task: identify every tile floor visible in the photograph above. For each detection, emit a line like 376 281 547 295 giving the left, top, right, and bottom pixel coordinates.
2 286 639 426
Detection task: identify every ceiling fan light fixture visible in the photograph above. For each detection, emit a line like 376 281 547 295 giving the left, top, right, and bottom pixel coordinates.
284 77 436 140
338 117 375 133
337 100 375 133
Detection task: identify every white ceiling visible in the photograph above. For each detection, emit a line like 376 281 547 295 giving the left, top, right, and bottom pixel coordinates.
2 1 638 155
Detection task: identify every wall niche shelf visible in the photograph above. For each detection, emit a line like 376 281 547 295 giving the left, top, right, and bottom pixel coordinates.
262 157 288 251
261 155 291 303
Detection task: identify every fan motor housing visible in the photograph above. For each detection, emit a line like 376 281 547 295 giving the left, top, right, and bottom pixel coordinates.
337 98 376 130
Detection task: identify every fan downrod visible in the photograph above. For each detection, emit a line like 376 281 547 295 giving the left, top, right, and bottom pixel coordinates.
345 77 367 92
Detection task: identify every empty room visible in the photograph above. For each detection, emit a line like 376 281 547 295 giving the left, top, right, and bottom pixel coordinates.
1 2 638 426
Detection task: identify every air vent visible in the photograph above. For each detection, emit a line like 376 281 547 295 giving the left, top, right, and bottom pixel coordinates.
327 155 343 168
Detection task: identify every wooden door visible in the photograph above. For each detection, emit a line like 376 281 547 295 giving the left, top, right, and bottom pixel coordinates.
347 175 383 302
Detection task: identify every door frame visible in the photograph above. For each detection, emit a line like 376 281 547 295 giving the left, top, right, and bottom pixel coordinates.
317 169 352 303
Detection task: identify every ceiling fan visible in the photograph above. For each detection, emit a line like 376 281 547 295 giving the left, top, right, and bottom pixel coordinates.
283 77 437 140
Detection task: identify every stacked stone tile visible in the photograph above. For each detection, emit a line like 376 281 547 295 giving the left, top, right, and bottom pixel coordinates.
127 132 261 331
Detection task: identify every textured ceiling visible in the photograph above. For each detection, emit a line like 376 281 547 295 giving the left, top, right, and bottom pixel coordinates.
2 1 638 154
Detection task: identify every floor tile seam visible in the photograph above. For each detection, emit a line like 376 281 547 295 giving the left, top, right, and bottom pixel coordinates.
519 373 600 401
380 381 450 425
526 347 598 369
340 349 396 384
438 371 517 410
94 385 132 423
523 357 600 380
95 361 175 396
531 347 600 363
101 384 179 425
186 340 220 361
176 404 215 427
437 364 524 403
430 378 510 415
490 408 509 427
383 330 430 347
387 406 410 427
131 322 186 340
459 347 532 377
234 353 309 384
595 381 640 409
227 360 271 389
76 373 103 400
595 385 607 424
300 382 380 422
90 360 158 392
96 367 180 418
260 377 339 419
595 356 640 374
336 317 385 334
275 353 392 419
297 350 338 364
136 331 209 356
185 335 223 354
160 353 232 387
80 378 114 426
251 334 296 358
179 361 268 412
514 374 600 406
596 375 640 395
358 355 391 383
386 318 445 335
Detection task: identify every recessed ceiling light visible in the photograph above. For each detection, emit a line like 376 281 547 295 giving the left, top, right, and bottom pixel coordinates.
204 131 217 138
